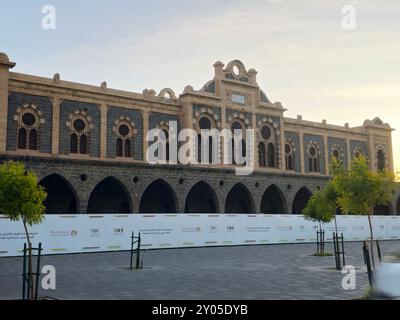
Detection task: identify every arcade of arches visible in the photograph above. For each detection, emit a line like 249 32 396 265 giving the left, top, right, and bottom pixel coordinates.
38 174 400 215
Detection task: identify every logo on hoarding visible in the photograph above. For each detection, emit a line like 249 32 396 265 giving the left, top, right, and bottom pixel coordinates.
113 228 124 235
209 226 217 233
181 227 201 233
90 228 101 237
227 226 235 232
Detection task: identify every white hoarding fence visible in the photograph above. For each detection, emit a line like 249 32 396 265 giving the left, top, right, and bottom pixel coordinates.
0 214 399 257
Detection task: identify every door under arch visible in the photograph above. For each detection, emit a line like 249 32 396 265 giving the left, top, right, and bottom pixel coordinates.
87 177 132 213
39 174 78 214
225 183 255 213
139 179 177 213
260 185 286 214
185 181 218 213
292 187 312 214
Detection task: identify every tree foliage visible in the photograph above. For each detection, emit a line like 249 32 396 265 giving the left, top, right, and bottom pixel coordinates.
303 158 343 224
0 161 47 226
332 156 396 215
303 183 337 223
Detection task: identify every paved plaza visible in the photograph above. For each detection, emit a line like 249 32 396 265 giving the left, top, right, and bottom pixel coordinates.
1 240 399 300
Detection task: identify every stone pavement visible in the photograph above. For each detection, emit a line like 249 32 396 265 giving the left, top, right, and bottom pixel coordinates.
1 240 399 300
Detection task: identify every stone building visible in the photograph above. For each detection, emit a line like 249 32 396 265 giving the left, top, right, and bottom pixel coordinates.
0 52 398 215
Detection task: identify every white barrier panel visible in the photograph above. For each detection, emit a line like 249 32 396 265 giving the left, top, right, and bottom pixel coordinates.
0 214 400 257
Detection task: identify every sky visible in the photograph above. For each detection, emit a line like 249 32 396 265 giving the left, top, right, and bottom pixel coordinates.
1 0 399 171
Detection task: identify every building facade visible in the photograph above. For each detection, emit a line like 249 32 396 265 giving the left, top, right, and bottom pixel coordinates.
0 52 399 215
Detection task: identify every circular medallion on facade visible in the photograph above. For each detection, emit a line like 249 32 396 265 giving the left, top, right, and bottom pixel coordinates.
261 125 271 140
199 117 211 130
73 119 86 132
118 124 130 136
22 113 35 126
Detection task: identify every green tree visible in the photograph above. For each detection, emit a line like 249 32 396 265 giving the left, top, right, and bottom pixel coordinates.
304 159 343 232
332 155 396 269
0 161 47 299
303 183 337 225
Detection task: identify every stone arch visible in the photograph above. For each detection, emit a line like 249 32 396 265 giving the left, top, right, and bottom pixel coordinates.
292 187 313 214
260 185 287 214
139 179 177 213
39 174 79 214
87 177 132 213
158 88 177 100
185 181 219 213
225 183 255 213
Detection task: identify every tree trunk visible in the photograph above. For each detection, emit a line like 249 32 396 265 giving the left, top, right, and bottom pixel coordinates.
22 218 34 300
367 214 376 270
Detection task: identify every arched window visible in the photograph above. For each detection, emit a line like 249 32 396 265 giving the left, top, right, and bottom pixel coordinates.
80 134 87 154
258 142 266 167
199 117 211 130
197 134 213 164
16 107 41 151
18 128 27 149
333 149 340 160
267 143 275 168
68 114 90 155
285 143 295 171
231 121 244 165
70 133 78 153
331 145 343 163
308 145 320 173
377 149 386 171
116 138 123 157
114 121 135 159
196 114 218 164
29 129 38 150
125 139 131 158
259 123 277 168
